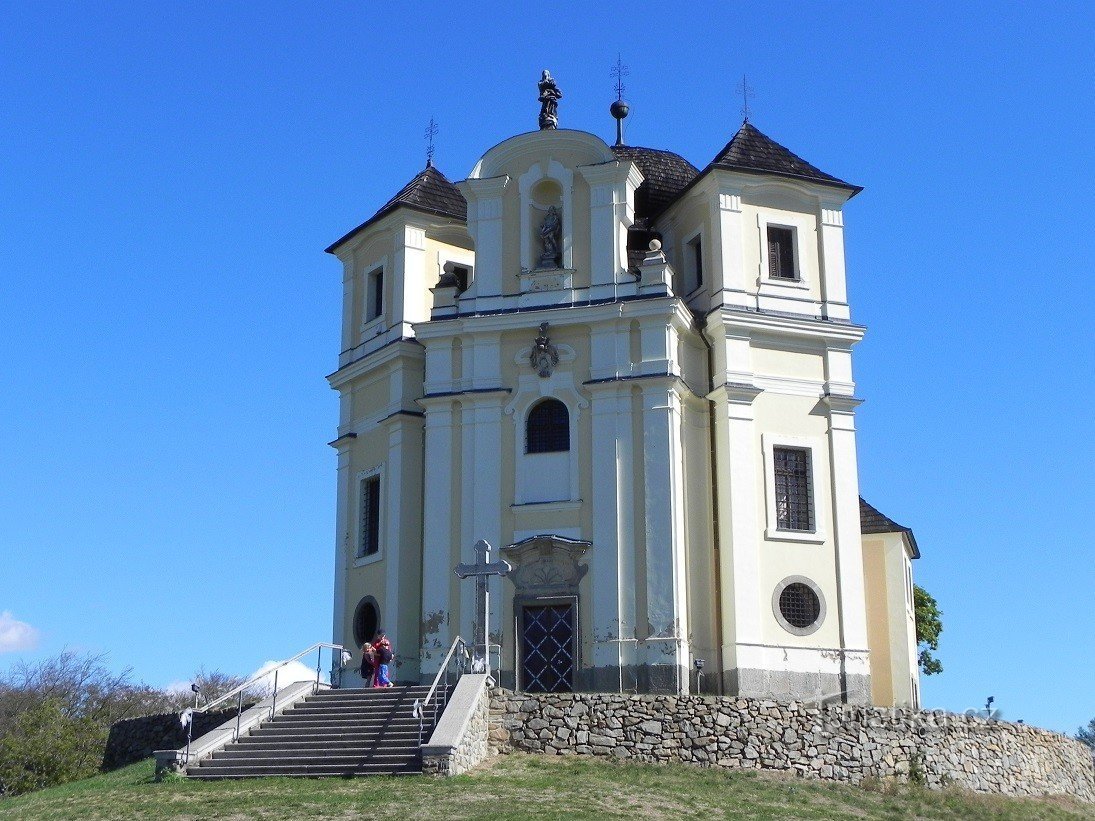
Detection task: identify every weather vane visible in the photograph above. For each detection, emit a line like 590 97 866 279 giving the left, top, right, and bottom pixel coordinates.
424 117 439 167
738 74 755 123
611 54 629 102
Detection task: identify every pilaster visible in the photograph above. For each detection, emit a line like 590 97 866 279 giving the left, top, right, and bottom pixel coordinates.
421 402 455 673
331 444 353 651
589 382 638 690
819 200 850 321
711 184 750 311
640 382 689 692
822 392 871 703
577 161 643 294
458 176 510 307
708 381 764 684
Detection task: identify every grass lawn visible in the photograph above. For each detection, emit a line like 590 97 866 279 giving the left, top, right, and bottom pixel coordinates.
0 755 1091 820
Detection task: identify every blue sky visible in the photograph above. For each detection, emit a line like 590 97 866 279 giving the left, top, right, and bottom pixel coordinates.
1 2 1091 734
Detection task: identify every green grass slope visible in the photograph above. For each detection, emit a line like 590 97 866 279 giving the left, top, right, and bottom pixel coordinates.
1 755 1091 820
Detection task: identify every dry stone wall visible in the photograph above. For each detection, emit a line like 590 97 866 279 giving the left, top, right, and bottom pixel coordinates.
489 690 1095 802
102 708 245 771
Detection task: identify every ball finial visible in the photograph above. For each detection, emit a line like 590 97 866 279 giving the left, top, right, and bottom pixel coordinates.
648 238 662 252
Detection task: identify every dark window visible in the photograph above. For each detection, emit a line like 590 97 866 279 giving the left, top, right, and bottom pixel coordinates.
767 226 796 280
774 447 812 531
779 583 821 629
688 235 703 290
526 399 570 454
359 475 381 556
352 598 380 646
451 265 470 293
367 268 384 321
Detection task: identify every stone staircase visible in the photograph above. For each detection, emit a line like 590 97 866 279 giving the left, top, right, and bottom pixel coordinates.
187 684 444 779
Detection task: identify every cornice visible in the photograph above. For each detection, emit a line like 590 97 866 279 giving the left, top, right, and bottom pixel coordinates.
327 338 424 389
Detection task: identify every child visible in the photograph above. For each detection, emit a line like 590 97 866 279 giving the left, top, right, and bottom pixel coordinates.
373 634 394 687
359 643 376 688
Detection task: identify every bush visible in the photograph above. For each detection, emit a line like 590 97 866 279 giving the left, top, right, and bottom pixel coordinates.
0 699 103 796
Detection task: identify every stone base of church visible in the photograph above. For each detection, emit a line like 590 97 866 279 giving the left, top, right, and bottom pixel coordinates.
724 667 872 705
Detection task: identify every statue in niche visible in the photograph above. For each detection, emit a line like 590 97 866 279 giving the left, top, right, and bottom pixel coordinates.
538 205 562 269
537 70 562 130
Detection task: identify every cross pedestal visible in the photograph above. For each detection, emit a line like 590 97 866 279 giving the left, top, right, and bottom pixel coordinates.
454 539 511 676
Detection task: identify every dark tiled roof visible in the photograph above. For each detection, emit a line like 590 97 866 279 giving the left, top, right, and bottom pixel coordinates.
326 164 467 253
709 122 861 194
860 497 920 558
610 145 699 224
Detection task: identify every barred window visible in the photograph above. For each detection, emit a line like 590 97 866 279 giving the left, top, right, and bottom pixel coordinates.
779 582 821 629
767 226 796 280
359 475 381 557
774 447 813 531
526 399 570 454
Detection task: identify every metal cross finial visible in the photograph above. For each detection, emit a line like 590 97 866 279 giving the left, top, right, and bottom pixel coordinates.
611 54 629 102
454 539 511 675
738 74 755 123
424 117 439 167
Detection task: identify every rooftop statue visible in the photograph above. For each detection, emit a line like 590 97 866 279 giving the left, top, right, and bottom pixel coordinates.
537 70 562 130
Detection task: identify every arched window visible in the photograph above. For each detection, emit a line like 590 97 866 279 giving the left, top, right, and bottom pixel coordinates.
526 399 569 454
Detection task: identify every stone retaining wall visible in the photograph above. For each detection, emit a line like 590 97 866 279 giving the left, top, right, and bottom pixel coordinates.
489 690 1095 801
422 675 491 776
102 708 246 771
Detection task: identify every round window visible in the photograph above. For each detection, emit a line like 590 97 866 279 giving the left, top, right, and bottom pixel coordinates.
772 577 826 636
352 597 380 647
779 583 820 628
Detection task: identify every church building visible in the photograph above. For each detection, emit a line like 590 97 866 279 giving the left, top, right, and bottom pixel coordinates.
325 72 922 707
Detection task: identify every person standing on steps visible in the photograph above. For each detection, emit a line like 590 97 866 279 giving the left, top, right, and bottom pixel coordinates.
359 642 377 688
373 631 394 687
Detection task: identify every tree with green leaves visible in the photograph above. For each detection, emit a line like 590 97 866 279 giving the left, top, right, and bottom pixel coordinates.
913 585 943 676
1077 718 1095 752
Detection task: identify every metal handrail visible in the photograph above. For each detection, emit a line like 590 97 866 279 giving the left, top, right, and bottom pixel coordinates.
415 635 470 744
182 641 348 765
194 642 347 715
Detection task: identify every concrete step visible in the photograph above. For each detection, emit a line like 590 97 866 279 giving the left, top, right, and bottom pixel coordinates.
254 719 422 733
212 744 421 760
195 753 419 769
214 746 419 760
281 703 423 716
236 730 421 745
187 765 421 779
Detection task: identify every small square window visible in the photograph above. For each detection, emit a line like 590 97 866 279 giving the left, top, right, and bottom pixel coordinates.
366 268 384 322
359 475 381 557
767 226 796 280
773 446 813 531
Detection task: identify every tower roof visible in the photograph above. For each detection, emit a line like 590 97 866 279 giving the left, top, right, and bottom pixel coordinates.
610 145 699 223
708 122 862 195
860 497 920 558
326 164 468 253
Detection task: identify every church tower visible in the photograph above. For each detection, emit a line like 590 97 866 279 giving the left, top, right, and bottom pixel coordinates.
325 74 921 706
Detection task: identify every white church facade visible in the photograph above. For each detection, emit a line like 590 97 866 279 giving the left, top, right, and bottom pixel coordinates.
325 76 921 707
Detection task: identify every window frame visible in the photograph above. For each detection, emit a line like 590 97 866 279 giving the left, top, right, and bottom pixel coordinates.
759 218 809 290
762 434 826 543
525 398 571 454
771 575 827 636
364 266 384 324
355 465 384 566
682 228 704 296
772 446 813 532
